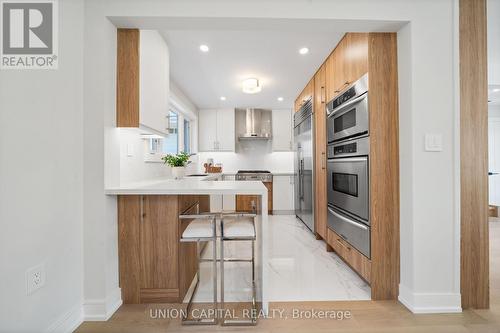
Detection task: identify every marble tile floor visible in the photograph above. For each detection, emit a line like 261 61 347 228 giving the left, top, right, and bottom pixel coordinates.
188 215 371 303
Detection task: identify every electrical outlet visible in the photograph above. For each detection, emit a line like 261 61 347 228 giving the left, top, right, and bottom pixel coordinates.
26 263 45 295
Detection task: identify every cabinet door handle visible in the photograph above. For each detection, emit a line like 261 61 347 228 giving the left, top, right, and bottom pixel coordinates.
336 238 351 251
140 195 145 223
334 81 351 94
321 86 325 104
321 152 326 170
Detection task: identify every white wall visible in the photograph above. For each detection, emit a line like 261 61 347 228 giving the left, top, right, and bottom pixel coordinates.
118 129 171 183
490 105 500 118
488 0 500 85
197 151 294 174
117 128 198 184
0 0 85 331
83 0 461 315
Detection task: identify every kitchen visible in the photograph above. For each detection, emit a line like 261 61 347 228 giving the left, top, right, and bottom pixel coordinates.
105 23 399 324
3 0 496 332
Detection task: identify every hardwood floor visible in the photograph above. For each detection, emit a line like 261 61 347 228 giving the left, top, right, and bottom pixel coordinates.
75 222 500 332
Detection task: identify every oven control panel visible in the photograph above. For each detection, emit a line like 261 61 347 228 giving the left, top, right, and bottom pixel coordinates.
328 136 370 159
334 142 357 155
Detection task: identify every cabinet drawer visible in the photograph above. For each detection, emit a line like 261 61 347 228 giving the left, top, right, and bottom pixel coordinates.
327 227 371 283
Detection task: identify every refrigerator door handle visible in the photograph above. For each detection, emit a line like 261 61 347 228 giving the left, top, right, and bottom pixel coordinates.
299 159 304 199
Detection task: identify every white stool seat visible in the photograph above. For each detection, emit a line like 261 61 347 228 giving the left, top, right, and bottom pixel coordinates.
222 217 255 238
182 218 217 239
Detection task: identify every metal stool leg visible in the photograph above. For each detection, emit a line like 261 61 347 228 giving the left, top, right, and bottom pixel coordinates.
212 225 218 322
251 239 257 323
181 216 218 325
220 216 257 326
220 228 225 319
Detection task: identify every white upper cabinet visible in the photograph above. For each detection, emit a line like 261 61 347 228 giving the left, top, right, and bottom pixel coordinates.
198 109 235 152
216 109 235 151
272 109 293 151
139 30 169 134
198 109 218 151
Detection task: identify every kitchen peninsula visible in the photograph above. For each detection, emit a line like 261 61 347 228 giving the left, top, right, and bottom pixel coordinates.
105 177 269 310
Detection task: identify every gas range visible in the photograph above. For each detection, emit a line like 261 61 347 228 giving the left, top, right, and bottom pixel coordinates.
235 170 273 182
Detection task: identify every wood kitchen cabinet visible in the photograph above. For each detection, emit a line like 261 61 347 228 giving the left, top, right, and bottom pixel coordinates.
118 195 209 303
313 64 328 240
295 32 399 301
236 182 273 214
294 78 314 112
198 109 235 152
326 39 345 102
327 228 371 283
116 29 170 134
325 33 368 102
344 33 368 88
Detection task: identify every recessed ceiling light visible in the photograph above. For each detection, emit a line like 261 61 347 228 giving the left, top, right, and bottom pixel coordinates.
199 44 209 52
277 97 284 102
299 47 309 55
493 88 500 93
220 96 226 101
242 78 262 94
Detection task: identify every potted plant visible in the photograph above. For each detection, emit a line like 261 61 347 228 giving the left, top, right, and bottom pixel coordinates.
162 152 192 179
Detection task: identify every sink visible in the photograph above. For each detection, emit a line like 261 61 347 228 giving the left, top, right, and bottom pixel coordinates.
186 174 209 177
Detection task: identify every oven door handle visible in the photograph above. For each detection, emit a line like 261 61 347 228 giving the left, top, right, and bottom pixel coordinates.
327 207 369 231
329 157 368 163
327 92 367 118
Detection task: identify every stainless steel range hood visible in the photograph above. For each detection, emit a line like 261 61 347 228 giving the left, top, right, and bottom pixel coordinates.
237 108 272 140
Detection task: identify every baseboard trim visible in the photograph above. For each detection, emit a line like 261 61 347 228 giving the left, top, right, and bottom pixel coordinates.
272 210 295 215
398 284 462 313
83 287 122 321
45 303 83 333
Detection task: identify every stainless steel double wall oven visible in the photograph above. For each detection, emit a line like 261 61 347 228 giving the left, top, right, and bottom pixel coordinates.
326 73 371 258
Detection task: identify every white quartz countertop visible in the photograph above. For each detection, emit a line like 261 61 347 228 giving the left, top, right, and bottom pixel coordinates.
105 178 268 195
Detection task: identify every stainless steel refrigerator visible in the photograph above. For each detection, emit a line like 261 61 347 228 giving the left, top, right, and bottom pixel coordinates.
294 100 315 233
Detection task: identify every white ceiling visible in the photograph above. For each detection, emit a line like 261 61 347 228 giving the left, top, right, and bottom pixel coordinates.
109 16 406 110
161 29 344 109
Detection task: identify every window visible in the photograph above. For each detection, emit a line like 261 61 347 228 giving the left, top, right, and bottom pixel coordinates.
162 110 178 154
145 105 194 161
184 119 191 154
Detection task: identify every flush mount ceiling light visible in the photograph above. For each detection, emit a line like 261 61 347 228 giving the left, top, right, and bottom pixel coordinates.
242 78 262 94
299 47 309 55
220 96 226 101
277 97 284 102
199 44 209 52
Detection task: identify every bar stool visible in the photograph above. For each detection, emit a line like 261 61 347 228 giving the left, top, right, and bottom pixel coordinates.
219 213 257 326
179 212 218 325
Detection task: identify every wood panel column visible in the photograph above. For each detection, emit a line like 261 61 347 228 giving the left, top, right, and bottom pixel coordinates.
460 0 489 309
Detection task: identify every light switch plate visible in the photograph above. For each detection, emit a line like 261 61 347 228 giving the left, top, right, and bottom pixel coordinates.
425 134 443 152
